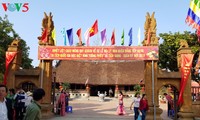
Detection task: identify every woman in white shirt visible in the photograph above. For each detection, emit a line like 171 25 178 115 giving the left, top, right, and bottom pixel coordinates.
130 92 141 120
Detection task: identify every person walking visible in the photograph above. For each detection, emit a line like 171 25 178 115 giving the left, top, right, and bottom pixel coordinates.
109 88 113 97
139 94 149 120
57 90 66 116
0 84 14 120
23 88 45 120
163 93 173 116
116 91 126 115
130 92 141 120
14 88 27 120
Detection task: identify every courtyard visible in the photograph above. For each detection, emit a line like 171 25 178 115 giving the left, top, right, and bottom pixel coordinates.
47 97 172 120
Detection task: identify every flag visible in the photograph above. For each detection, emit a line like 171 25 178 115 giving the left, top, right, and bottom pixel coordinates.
84 28 90 46
51 28 56 45
128 28 132 46
4 52 17 85
76 28 82 46
147 29 151 45
186 0 200 41
85 78 89 86
41 28 48 43
89 20 98 37
111 29 115 45
61 28 67 45
177 54 194 105
66 28 73 46
186 0 200 30
101 29 106 46
137 28 141 46
121 29 124 45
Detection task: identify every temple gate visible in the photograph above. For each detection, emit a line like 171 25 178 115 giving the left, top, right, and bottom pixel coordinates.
5 12 196 119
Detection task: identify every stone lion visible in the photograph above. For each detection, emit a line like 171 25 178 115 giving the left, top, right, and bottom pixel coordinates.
11 39 20 46
179 39 189 48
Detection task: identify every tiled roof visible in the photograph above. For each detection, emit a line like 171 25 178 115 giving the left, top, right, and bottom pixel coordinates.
55 60 144 85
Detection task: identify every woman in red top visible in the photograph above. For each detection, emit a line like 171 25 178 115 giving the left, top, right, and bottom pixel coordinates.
139 94 149 120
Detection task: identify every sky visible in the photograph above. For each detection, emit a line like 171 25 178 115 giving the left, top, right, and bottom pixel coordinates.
0 0 194 67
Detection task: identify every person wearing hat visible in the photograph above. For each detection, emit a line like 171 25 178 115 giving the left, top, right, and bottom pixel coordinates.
25 91 33 107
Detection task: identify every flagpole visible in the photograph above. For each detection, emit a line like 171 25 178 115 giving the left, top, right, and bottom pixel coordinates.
152 60 156 120
97 31 100 46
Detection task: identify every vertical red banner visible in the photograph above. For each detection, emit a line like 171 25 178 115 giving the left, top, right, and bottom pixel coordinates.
177 54 194 105
4 52 17 85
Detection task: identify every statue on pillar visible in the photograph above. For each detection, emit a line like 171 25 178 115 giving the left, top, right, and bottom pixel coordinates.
142 12 159 46
38 12 55 46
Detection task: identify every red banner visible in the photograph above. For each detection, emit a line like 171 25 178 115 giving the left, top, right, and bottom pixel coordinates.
38 46 158 60
4 52 17 85
177 54 194 105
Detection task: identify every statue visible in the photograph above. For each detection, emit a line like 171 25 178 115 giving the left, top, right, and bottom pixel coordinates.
142 12 159 46
179 39 189 49
38 12 55 45
11 39 20 46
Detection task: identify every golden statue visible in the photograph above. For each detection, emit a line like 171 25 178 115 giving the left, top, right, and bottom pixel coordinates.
11 39 20 46
179 39 189 49
142 12 159 46
38 12 55 45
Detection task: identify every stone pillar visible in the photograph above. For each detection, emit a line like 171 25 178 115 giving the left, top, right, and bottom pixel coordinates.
144 61 162 120
177 48 194 120
6 40 22 89
115 84 119 97
39 60 53 118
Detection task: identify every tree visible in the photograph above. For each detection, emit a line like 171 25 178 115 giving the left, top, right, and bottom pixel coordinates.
0 15 33 82
159 31 200 82
62 82 70 90
134 84 141 92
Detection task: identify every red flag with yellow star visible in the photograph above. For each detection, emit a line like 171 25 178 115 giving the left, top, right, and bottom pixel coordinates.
89 20 98 37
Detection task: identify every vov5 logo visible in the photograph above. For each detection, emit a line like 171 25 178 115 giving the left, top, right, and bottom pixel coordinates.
2 3 29 12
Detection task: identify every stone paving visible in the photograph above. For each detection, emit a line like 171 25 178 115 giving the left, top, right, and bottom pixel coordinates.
45 97 172 120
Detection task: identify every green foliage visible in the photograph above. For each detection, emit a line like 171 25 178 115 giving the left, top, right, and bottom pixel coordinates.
134 84 141 91
0 15 33 74
62 82 70 90
0 73 3 83
159 31 200 82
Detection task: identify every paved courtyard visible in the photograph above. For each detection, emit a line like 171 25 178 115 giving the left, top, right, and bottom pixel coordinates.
46 97 172 120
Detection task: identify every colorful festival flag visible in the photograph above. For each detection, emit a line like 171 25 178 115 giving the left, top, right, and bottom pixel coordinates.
186 0 200 41
61 28 67 45
101 29 106 46
128 28 132 46
186 0 200 30
89 20 98 37
111 29 115 45
121 29 124 45
84 28 90 46
66 28 73 46
178 54 194 105
137 28 141 46
51 28 56 45
76 28 82 46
